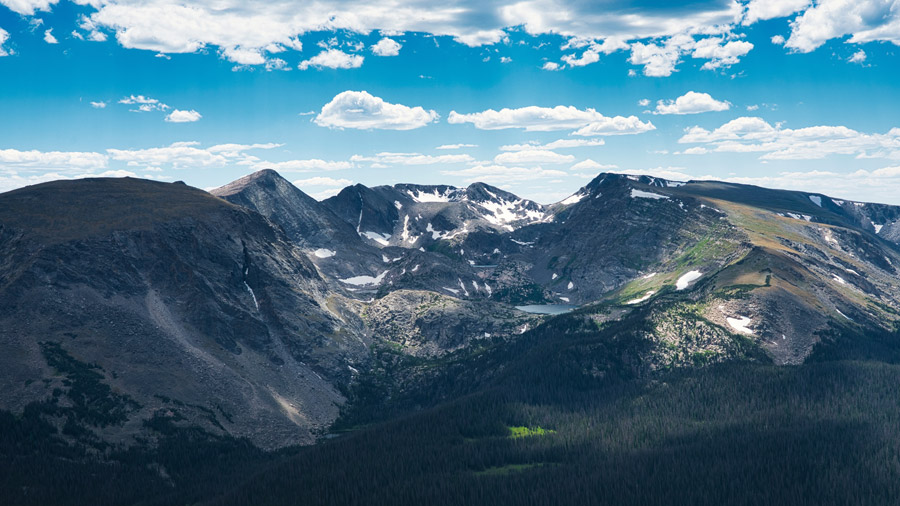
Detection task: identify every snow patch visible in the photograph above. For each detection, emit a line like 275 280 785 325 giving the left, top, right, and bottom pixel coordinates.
361 231 391 246
809 195 822 207
560 192 587 206
631 189 669 200
340 270 389 286
726 316 754 335
552 273 558 280
558 296 570 302
874 223 884 234
243 282 259 310
313 248 336 259
394 200 402 210
409 188 452 203
626 291 656 305
675 270 703 290
567 281 574 290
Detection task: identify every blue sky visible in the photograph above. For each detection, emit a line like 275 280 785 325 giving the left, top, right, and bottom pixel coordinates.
2 1 900 203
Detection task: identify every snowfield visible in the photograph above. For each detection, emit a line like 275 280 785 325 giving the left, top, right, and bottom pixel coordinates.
675 270 703 290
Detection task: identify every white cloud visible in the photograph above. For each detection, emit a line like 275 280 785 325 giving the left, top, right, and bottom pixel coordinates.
107 143 230 168
436 143 477 150
494 149 575 165
679 117 900 160
448 105 654 134
561 48 599 67
252 159 352 172
771 34 785 45
442 164 567 183
315 90 438 130
90 101 107 108
786 0 900 53
629 40 682 77
0 27 9 57
43 28 57 44
119 95 170 112
500 56 512 63
653 91 731 115
0 0 58 16
351 152 474 165
371 37 401 56
299 48 363 69
629 34 753 76
849 49 867 63
743 0 811 25
542 61 560 71
292 176 353 186
560 37 628 68
165 109 202 123
638 99 650 107
500 138 604 151
0 148 108 170
678 146 710 155
691 37 753 70
571 116 656 137
207 143 282 156
570 159 617 171
746 104 759 111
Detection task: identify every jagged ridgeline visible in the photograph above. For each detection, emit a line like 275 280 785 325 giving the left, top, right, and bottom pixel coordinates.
2 171 900 505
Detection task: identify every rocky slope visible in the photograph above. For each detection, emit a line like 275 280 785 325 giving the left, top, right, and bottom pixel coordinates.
0 177 370 449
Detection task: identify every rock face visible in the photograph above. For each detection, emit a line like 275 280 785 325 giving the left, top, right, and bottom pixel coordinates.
211 169 385 282
363 290 540 357
0 177 369 449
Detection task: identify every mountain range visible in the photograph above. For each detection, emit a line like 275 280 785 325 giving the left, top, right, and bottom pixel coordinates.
3 170 900 505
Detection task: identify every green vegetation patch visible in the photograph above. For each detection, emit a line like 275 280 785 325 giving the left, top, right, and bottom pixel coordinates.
508 426 555 438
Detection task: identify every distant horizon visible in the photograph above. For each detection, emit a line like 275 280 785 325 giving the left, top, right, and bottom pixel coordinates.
2 1 900 203
5 167 895 208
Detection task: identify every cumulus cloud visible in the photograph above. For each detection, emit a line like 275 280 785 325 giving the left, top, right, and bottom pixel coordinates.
371 37 401 56
292 176 353 186
0 27 9 57
436 143 477 150
570 159 617 171
90 101 107 108
849 49 867 64
299 48 364 69
743 0 811 25
494 149 575 165
351 152 474 165
629 40 682 77
786 0 900 53
315 90 438 130
441 164 567 183
542 61 560 71
629 35 753 76
500 138 604 151
653 91 731 115
691 37 753 70
560 37 629 68
448 105 654 135
165 109 202 123
0 148 108 170
43 28 57 44
251 159 352 172
0 0 58 16
119 95 169 112
679 117 900 160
